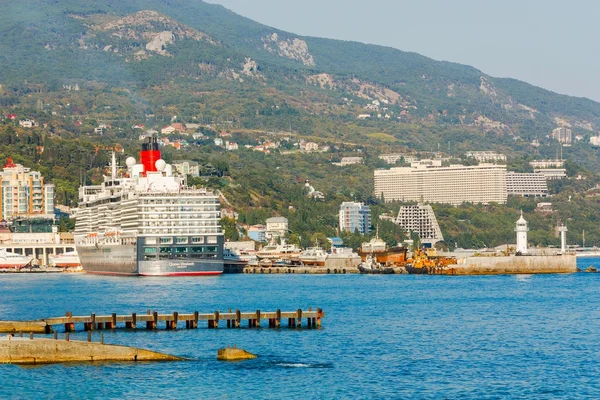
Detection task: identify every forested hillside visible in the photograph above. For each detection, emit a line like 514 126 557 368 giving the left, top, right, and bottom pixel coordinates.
2 0 600 249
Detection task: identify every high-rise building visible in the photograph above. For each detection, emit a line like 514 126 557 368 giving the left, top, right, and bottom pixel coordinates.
374 163 507 206
551 127 572 144
339 202 371 234
395 204 443 247
0 158 54 221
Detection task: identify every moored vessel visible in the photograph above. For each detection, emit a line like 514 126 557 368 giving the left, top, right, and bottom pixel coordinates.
256 239 302 262
48 251 81 268
0 249 34 269
299 247 328 267
74 137 224 276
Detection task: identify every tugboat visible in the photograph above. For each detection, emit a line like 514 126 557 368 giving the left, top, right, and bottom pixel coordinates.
405 248 457 274
358 254 395 274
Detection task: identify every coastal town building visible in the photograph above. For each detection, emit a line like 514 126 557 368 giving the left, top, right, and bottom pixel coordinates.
395 204 443 247
247 225 267 242
529 159 565 169
333 157 363 166
339 202 371 234
465 151 507 163
265 217 288 240
172 160 200 177
378 153 418 164
590 133 600 147
0 158 54 222
18 119 37 128
374 162 507 205
551 127 572 144
225 141 239 151
506 172 549 197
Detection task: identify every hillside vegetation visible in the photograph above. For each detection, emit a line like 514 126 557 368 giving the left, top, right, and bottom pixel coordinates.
2 0 600 249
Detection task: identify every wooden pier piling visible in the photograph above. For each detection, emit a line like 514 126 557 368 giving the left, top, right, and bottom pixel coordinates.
0 308 325 333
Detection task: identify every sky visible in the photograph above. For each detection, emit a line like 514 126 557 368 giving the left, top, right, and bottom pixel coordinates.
205 0 600 101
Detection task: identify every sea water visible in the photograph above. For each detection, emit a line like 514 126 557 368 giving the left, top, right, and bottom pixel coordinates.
1 259 600 399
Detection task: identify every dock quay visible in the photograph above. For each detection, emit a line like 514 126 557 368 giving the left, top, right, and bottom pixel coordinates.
0 336 182 364
241 265 360 274
0 308 325 334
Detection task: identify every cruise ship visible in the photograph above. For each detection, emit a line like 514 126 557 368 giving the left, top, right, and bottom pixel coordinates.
74 138 224 276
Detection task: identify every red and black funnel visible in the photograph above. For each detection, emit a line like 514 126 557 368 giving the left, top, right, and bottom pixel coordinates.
140 137 160 176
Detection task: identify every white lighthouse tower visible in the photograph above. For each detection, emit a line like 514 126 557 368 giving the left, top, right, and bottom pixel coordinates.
558 224 568 254
515 211 529 254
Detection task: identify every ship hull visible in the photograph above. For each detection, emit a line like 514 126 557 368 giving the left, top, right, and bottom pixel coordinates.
77 244 224 277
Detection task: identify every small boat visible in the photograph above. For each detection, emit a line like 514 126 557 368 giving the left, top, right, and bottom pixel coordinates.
0 249 34 269
48 251 81 268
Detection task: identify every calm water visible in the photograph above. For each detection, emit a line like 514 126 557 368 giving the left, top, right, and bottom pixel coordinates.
1 259 600 399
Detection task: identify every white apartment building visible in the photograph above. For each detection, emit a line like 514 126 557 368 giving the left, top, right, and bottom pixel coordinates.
0 158 54 221
395 204 444 246
506 172 549 197
465 151 507 163
378 154 418 164
265 217 288 240
529 159 565 169
374 163 507 205
534 168 566 180
590 134 600 147
333 157 363 166
551 127 572 144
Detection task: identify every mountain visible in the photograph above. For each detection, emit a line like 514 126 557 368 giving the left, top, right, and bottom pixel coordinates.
2 0 600 153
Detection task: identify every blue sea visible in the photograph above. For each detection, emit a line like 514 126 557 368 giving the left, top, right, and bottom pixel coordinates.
1 258 600 399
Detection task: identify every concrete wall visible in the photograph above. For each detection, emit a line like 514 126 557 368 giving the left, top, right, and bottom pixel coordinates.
0 338 182 364
448 255 577 275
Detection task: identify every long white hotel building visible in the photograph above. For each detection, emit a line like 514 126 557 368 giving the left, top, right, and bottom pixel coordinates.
374 160 507 205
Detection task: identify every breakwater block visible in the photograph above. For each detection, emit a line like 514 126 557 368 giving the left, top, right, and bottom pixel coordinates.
217 346 257 361
0 321 48 334
0 337 183 364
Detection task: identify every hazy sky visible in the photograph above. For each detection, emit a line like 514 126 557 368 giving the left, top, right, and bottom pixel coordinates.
206 0 599 101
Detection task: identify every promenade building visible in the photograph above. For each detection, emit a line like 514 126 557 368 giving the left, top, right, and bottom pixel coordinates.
339 202 371 234
374 161 507 205
0 158 54 222
395 204 443 247
506 172 549 198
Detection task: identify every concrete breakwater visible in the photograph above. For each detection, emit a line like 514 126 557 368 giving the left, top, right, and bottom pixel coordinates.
0 337 182 364
440 255 578 275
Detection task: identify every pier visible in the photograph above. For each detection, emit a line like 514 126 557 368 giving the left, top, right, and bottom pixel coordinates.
0 308 325 333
